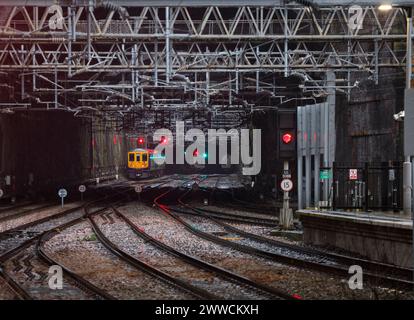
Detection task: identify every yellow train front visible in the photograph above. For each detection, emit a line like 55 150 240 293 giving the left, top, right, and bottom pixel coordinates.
127 148 165 179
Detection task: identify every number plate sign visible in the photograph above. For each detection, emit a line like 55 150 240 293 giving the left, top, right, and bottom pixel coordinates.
280 179 293 192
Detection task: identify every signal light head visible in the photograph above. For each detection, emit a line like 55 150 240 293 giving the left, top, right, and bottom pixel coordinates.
138 137 144 144
282 133 293 144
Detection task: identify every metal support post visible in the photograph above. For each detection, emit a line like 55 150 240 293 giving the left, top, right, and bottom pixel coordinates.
403 7 414 279
280 161 293 229
404 13 413 217
165 6 171 84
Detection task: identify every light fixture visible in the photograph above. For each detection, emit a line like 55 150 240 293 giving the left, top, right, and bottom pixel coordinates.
378 4 393 11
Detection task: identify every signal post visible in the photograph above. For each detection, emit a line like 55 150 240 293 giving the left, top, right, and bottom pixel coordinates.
277 109 297 229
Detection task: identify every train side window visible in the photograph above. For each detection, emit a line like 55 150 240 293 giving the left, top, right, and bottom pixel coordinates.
129 153 134 161
142 154 148 162
136 154 141 161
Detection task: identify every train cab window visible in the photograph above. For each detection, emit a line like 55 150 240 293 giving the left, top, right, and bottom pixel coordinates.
142 154 148 162
129 153 134 161
136 154 141 161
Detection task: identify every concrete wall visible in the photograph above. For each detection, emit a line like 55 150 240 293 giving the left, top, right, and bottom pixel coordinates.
0 111 85 195
0 111 131 198
336 69 404 163
300 210 413 268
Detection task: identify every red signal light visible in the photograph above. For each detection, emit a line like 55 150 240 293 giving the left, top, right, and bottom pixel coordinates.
138 137 144 144
193 149 199 157
282 133 293 144
161 136 168 144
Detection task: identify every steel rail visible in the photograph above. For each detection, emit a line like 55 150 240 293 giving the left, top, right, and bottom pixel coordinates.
183 187 414 281
0 266 32 300
181 194 414 282
114 206 295 300
37 213 116 300
88 209 217 300
163 185 414 291
0 203 81 224
170 205 278 226
0 188 132 300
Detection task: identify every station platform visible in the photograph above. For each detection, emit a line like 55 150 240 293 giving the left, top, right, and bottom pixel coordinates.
297 209 413 268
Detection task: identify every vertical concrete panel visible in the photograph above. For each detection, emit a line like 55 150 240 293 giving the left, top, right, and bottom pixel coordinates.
404 88 414 156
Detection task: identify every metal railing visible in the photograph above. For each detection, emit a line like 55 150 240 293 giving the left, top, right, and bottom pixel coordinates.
332 162 403 212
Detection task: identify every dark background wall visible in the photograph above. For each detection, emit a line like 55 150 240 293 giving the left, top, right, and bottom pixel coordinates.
335 69 404 163
0 111 131 198
253 110 297 201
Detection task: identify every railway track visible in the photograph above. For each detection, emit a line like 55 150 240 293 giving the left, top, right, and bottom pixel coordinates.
170 206 278 227
109 207 294 300
155 180 414 291
179 189 414 282
211 176 280 215
0 203 63 225
0 206 85 259
0 185 136 300
0 201 35 214
0 206 116 300
88 208 215 300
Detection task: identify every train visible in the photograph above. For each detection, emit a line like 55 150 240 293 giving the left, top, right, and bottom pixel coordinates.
127 148 165 179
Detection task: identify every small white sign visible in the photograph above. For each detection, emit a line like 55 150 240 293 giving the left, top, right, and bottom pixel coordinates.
280 179 293 192
78 185 86 193
349 169 358 180
388 169 395 181
135 185 143 193
58 189 67 198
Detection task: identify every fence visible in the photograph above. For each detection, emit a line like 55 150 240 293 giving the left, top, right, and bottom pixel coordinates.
332 162 403 211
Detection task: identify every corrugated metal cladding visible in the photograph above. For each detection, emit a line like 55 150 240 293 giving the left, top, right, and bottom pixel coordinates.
297 102 338 209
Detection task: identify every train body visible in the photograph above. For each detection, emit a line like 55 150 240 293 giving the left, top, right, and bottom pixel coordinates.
127 148 165 179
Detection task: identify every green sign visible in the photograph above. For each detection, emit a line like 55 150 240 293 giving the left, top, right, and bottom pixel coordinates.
320 170 332 180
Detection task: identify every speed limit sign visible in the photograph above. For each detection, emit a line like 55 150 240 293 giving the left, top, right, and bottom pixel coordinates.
280 179 293 192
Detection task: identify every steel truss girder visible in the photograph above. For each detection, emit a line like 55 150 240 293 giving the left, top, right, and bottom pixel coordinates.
0 4 409 115
0 5 407 71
